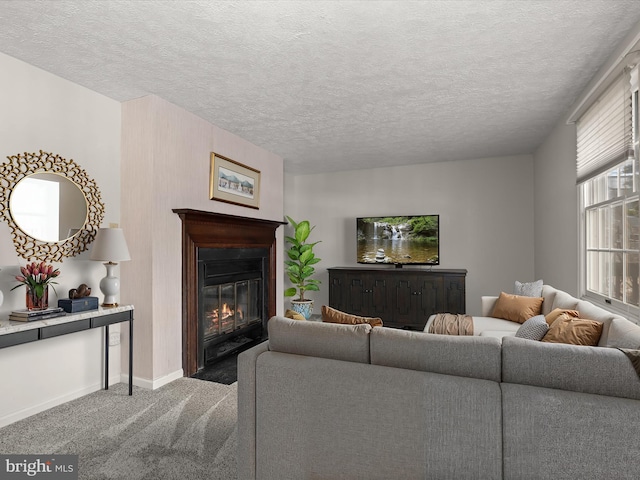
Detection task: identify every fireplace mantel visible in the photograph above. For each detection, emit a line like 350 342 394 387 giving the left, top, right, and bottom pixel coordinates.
173 209 285 376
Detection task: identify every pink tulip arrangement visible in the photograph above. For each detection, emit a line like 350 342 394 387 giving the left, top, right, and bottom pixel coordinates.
11 261 60 299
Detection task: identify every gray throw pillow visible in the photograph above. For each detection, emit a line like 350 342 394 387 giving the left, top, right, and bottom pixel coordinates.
514 279 543 297
515 315 549 341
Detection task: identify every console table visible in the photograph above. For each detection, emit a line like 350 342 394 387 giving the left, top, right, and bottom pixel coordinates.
0 305 134 395
328 267 466 330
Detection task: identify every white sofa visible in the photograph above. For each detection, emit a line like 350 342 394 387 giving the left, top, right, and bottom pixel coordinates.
425 284 640 347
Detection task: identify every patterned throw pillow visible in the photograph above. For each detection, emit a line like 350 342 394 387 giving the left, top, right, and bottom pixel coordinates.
515 315 549 341
514 279 544 297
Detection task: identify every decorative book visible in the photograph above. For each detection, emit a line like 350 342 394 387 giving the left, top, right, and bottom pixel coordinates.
9 307 66 322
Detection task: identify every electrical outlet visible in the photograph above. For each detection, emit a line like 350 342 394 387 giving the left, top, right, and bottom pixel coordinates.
109 331 120 346
109 222 119 228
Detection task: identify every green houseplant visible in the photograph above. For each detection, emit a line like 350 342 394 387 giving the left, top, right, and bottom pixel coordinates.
284 216 321 318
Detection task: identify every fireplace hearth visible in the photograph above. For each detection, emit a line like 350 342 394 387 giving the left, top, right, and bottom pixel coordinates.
174 209 284 376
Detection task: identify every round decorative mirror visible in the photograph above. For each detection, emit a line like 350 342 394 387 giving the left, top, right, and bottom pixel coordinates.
0 150 105 261
9 173 88 243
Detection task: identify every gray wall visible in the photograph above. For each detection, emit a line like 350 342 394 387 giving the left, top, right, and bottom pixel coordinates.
284 154 536 316
533 119 579 296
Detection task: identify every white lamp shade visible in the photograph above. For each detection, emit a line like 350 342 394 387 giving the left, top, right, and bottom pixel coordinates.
90 228 131 262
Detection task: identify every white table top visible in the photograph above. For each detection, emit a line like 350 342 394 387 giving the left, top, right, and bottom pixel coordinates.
0 305 134 336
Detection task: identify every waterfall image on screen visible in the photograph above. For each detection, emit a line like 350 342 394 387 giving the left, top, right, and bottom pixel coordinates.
357 215 439 265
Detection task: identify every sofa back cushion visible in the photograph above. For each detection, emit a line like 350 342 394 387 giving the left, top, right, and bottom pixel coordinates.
540 285 558 315
602 317 640 349
268 316 371 363
550 288 580 311
502 336 640 400
370 327 502 382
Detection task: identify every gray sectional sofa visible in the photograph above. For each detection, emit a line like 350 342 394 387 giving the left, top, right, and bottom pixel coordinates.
238 295 640 479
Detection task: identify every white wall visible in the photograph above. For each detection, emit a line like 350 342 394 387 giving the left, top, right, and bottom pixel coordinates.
533 119 579 295
284 155 536 316
121 95 284 387
0 52 121 427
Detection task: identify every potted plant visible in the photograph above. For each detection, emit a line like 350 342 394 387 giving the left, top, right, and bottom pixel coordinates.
284 216 321 319
11 261 60 310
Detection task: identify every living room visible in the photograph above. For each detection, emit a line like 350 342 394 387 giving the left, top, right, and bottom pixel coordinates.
0 0 639 471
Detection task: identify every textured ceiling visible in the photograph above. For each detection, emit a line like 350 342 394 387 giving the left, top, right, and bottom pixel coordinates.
1 1 639 174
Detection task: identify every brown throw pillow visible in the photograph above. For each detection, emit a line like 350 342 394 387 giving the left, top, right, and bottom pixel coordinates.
541 314 603 346
284 309 306 321
545 308 580 326
491 292 544 324
321 305 383 327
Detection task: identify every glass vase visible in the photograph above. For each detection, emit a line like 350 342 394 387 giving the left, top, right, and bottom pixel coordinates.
26 285 49 311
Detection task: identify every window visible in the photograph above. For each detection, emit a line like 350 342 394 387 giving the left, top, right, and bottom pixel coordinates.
578 67 639 312
582 160 639 306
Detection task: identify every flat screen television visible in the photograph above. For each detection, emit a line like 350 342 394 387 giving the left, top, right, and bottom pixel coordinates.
357 215 439 266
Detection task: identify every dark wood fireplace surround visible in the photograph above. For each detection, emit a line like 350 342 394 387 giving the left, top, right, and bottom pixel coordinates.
173 209 284 377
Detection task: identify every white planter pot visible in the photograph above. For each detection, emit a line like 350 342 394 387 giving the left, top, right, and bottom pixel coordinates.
290 300 314 319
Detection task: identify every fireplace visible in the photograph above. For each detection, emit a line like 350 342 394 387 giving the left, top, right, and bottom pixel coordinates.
174 209 284 376
198 247 267 366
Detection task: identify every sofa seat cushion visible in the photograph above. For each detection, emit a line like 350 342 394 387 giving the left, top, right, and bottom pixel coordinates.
424 315 521 336
479 330 517 339
267 315 371 363
472 316 521 335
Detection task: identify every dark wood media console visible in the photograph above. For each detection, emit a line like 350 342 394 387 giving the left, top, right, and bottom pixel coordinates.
328 267 467 330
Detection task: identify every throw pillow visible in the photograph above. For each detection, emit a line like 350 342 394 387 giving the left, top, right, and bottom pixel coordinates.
541 315 603 346
515 314 549 341
491 292 544 324
514 279 544 297
321 305 383 327
284 309 306 321
545 308 580 326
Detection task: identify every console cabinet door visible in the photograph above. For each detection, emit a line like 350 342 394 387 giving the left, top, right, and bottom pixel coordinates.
391 275 444 329
443 274 466 314
328 270 390 318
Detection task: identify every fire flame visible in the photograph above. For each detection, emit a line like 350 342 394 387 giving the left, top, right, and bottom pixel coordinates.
206 303 244 334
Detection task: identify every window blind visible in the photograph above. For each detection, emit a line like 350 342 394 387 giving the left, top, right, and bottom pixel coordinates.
576 73 633 183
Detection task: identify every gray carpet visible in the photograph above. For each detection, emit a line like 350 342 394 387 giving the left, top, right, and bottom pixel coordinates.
0 378 237 479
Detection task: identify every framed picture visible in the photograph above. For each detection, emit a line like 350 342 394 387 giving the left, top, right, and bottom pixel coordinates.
209 153 261 209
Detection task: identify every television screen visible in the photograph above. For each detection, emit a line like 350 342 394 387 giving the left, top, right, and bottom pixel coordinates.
357 215 439 265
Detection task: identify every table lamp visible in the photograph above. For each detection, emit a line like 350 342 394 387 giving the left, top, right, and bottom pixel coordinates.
90 228 131 307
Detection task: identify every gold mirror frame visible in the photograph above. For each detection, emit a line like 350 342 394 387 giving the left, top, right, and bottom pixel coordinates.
0 150 105 261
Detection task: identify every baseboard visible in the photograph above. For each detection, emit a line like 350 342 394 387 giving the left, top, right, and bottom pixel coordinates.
121 368 183 390
0 374 120 429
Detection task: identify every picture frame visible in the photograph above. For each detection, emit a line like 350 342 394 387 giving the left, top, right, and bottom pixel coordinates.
209 152 261 209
